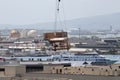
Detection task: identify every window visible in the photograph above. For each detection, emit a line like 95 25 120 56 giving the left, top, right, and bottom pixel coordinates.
106 69 108 72
0 68 5 72
60 69 62 73
115 69 117 71
92 69 94 71
53 67 55 70
119 66 120 69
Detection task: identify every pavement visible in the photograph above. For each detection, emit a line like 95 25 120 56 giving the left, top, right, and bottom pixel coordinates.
0 73 120 80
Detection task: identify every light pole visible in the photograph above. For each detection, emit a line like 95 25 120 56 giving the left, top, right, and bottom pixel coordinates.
78 28 81 43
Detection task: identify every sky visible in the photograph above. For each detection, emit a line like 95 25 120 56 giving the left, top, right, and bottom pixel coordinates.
0 0 120 25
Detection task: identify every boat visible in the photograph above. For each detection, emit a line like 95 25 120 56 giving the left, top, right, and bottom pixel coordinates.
49 52 117 66
16 51 117 66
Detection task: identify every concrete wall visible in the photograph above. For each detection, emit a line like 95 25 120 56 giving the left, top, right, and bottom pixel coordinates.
0 65 26 77
16 65 26 76
44 65 64 74
5 66 16 76
51 65 120 76
0 64 120 77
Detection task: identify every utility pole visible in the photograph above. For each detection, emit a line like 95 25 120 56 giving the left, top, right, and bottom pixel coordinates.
78 28 81 43
0 30 1 41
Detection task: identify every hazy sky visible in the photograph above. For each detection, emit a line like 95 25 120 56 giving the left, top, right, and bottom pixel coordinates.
0 0 120 25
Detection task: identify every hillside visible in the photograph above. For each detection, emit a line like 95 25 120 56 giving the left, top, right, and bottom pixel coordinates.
1 13 120 31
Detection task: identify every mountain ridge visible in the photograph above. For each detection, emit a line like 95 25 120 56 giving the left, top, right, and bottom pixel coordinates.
0 13 120 31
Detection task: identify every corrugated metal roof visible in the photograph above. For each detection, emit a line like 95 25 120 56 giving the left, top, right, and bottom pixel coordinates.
69 48 92 52
50 37 67 41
